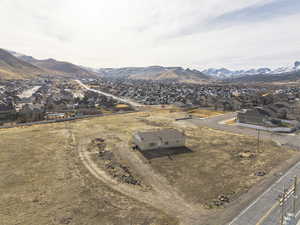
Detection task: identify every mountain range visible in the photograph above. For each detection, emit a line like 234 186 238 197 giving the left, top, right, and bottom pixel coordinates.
225 68 300 83
0 48 299 83
0 49 211 82
96 66 211 82
202 62 300 79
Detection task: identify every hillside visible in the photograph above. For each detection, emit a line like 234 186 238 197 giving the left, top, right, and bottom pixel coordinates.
226 70 300 83
98 66 211 83
8 50 98 78
6 50 210 82
16 56 97 78
0 49 44 79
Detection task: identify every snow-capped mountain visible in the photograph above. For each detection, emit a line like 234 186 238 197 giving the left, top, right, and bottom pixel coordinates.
202 61 300 79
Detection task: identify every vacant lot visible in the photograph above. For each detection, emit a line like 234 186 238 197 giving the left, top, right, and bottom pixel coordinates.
0 108 298 225
72 110 296 205
187 108 224 118
0 122 177 225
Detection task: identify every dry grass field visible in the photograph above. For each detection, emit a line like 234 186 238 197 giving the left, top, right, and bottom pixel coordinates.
0 122 177 225
0 108 298 225
187 108 224 118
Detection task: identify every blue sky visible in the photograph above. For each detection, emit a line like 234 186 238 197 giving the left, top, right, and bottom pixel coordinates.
1 0 299 70
208 0 300 28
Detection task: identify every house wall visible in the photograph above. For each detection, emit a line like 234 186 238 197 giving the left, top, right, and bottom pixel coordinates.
132 134 185 151
132 135 160 151
237 112 266 126
237 122 296 133
0 110 17 124
160 136 185 149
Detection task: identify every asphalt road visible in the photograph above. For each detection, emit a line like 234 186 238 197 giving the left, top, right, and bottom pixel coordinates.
228 161 300 225
188 113 300 225
75 80 143 107
189 113 300 150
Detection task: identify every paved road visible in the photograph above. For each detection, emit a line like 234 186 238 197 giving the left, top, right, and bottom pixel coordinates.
75 80 143 107
189 113 300 225
189 113 300 150
228 161 300 225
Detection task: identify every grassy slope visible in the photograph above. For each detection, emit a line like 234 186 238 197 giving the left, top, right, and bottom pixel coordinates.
0 49 44 79
129 69 211 83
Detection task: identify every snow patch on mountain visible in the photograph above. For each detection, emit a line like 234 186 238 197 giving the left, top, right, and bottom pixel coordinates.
202 61 300 79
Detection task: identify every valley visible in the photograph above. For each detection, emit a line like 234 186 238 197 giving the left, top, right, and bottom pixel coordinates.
1 48 300 225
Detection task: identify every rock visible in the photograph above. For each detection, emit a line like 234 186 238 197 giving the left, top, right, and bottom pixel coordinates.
98 150 113 160
59 217 72 224
255 171 266 176
95 138 105 143
218 194 229 203
213 200 223 207
238 151 256 159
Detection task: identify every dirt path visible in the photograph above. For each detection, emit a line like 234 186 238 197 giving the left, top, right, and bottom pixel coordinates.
66 124 206 225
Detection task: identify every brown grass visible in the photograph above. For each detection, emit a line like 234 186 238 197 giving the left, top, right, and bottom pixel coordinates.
0 122 177 225
68 109 296 209
0 108 296 224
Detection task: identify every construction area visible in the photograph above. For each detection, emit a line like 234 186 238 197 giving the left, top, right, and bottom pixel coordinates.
0 107 299 225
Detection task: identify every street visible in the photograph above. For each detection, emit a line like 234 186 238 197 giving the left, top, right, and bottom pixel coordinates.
75 80 143 108
188 113 300 225
189 113 300 150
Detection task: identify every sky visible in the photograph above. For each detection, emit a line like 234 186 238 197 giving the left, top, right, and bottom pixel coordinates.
1 0 300 70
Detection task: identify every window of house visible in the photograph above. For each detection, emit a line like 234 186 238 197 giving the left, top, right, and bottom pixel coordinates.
149 143 156 147
164 141 169 145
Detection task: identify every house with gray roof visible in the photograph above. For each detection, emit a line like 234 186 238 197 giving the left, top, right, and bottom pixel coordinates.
132 129 185 151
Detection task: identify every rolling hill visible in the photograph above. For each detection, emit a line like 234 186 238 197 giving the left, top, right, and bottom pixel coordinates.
5 49 211 82
23 58 97 78
9 51 97 78
225 70 300 83
98 66 212 83
0 49 44 79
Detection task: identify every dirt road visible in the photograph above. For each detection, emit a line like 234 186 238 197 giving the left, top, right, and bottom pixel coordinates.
69 125 206 225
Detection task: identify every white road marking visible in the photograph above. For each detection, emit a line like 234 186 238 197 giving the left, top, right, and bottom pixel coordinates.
228 161 300 225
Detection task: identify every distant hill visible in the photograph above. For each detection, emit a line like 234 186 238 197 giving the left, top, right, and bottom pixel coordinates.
9 50 98 79
225 70 300 83
203 61 300 80
0 49 44 79
98 66 212 83
5 49 212 82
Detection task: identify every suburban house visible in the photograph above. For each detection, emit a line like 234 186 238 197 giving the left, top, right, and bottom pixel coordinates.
132 129 185 151
45 112 66 120
0 110 16 125
237 107 273 126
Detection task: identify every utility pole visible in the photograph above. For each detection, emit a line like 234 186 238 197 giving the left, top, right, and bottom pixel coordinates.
293 176 298 215
281 184 286 225
279 177 298 225
257 129 260 153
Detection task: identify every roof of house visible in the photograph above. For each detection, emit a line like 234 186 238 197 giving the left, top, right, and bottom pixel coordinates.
134 129 184 142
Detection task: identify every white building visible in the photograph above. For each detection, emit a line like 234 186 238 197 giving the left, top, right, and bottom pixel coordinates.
132 129 185 151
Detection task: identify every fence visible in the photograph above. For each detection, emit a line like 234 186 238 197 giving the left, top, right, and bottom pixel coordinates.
0 111 137 129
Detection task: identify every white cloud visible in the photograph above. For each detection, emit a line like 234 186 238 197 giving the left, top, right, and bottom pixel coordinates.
0 0 298 69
